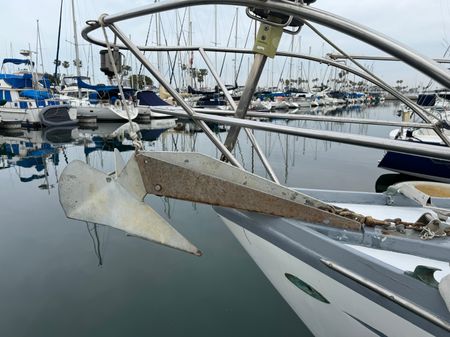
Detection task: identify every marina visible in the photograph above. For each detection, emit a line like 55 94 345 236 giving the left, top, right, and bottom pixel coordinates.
1 0 450 336
0 103 403 337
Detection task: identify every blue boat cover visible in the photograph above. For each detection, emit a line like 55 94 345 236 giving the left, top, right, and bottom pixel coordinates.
417 94 436 107
77 77 134 99
39 77 51 89
2 58 32 65
137 90 169 106
0 73 33 89
20 90 52 100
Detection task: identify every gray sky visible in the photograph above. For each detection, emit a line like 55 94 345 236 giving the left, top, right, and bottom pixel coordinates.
1 0 449 89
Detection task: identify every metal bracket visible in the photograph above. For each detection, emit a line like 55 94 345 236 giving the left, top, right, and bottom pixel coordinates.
246 0 305 35
135 151 362 231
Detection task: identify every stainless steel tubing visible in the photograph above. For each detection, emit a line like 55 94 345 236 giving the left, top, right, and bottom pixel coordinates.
103 20 243 168
198 48 280 183
150 107 450 161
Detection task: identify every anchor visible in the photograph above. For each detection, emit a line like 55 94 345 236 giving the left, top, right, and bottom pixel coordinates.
58 150 362 255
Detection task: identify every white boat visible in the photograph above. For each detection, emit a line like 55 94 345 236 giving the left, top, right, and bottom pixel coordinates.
0 59 77 126
135 90 173 118
57 1 450 337
250 98 272 112
377 91 450 182
58 76 139 121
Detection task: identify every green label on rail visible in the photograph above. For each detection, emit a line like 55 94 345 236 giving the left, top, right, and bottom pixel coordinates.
253 23 283 58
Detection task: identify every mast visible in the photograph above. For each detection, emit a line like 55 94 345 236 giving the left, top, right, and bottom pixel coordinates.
214 4 218 85
90 44 95 83
155 2 162 74
289 34 294 91
307 46 311 92
54 0 64 86
71 0 82 98
36 20 45 76
188 6 193 87
35 22 40 77
234 7 238 85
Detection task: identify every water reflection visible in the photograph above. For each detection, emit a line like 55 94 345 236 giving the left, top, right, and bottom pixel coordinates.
0 119 177 188
0 103 400 337
86 223 103 266
0 129 66 192
0 103 397 193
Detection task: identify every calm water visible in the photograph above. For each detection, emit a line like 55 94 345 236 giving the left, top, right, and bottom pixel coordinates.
0 103 402 337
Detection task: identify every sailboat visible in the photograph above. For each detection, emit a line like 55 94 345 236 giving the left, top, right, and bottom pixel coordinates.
56 0 139 122
379 92 450 182
0 56 77 127
57 1 450 336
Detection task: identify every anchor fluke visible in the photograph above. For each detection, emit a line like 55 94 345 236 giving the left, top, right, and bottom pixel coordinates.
58 157 201 256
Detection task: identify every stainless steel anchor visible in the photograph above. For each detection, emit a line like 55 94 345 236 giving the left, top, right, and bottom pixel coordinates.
58 150 361 255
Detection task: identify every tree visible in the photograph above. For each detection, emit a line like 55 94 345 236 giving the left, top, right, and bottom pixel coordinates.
189 67 198 87
122 65 132 76
73 59 82 68
62 61 70 75
197 68 208 88
129 74 153 89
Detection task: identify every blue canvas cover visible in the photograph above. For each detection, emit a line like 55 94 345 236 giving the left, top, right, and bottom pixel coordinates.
77 77 135 100
2 58 32 66
20 90 52 100
0 73 33 89
39 77 51 89
417 94 436 107
137 90 169 106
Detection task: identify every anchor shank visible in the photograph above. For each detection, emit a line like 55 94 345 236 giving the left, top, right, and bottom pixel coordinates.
135 152 362 231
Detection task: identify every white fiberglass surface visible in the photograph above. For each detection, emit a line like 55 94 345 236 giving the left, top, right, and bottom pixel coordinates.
347 244 450 282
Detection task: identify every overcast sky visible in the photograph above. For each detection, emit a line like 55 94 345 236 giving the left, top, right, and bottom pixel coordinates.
1 0 449 89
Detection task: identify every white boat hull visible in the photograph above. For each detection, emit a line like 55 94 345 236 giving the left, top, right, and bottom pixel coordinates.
0 107 41 125
137 105 172 118
77 104 138 121
222 217 440 337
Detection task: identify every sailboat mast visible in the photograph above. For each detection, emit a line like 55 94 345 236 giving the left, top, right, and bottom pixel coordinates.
289 34 294 90
54 0 64 85
214 5 218 72
90 44 95 84
234 7 238 85
156 1 162 74
36 20 45 76
71 0 82 98
188 6 193 87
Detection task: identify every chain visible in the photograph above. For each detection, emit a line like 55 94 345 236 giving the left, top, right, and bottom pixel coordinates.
320 205 449 240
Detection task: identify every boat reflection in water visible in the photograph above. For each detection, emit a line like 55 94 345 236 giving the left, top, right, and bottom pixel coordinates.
0 118 177 189
0 128 70 191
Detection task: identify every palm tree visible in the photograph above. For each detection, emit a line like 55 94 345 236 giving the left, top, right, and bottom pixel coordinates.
62 61 70 76
197 69 208 88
